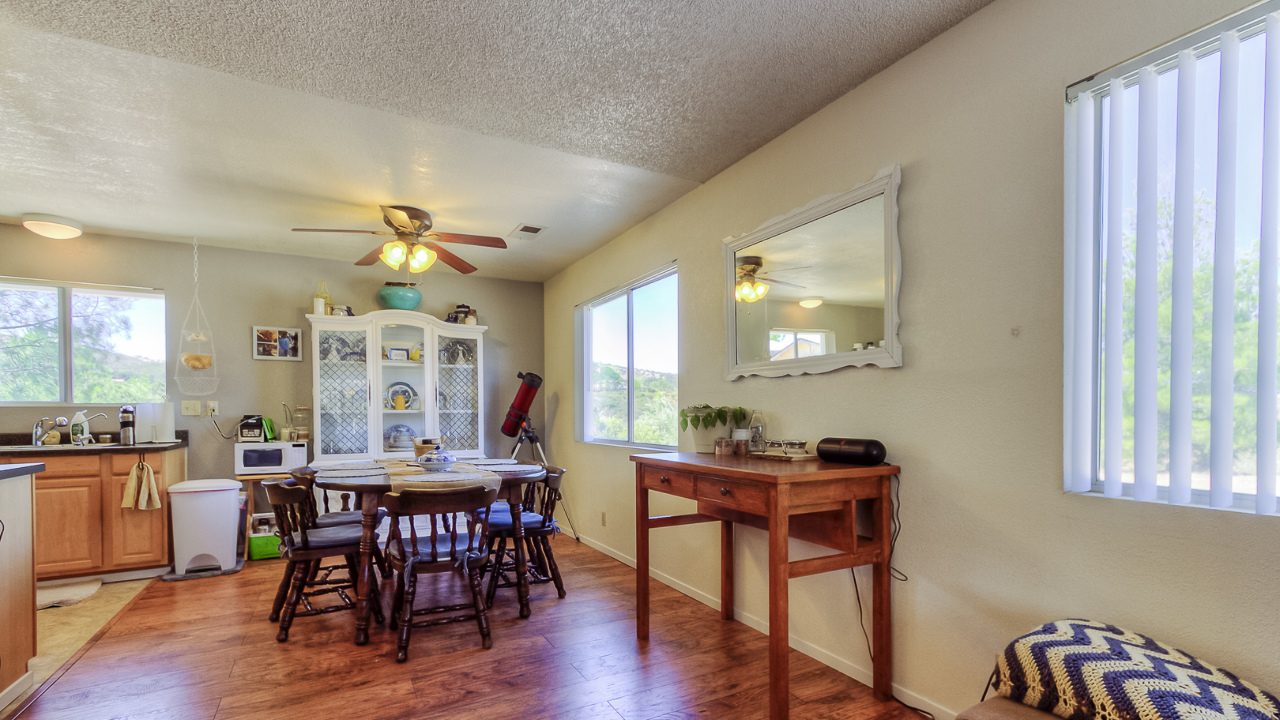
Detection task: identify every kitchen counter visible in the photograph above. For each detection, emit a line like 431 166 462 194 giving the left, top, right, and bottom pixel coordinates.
0 432 187 456
0 462 45 480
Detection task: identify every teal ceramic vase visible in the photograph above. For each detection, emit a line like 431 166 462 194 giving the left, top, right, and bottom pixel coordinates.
376 282 422 310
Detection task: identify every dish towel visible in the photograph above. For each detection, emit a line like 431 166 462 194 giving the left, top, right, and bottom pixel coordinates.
122 461 162 510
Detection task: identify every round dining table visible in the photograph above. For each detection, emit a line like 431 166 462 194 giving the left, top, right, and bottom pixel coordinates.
292 463 547 645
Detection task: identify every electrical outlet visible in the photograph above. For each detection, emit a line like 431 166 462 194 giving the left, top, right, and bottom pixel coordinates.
601 511 606 527
207 401 219 416
181 401 201 416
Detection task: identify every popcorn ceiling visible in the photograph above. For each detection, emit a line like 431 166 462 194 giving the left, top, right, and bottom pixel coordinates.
0 0 993 182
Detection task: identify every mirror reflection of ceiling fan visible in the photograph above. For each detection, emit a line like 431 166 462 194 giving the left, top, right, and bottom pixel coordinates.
292 205 507 274
734 255 809 303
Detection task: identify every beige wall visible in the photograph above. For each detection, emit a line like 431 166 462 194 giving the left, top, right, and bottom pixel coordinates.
0 225 544 480
543 0 1279 716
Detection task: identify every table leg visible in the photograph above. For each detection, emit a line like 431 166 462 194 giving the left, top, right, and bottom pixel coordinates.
508 492 532 619
872 477 893 701
721 520 734 621
354 490 377 646
636 469 649 641
768 486 791 720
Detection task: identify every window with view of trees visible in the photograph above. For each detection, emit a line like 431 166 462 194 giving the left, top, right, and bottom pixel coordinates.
0 281 167 404
577 267 678 447
1064 5 1280 513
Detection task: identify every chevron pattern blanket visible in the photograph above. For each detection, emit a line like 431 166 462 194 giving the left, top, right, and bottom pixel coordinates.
993 620 1279 720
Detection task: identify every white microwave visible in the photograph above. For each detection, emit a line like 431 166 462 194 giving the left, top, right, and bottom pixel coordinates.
234 442 309 475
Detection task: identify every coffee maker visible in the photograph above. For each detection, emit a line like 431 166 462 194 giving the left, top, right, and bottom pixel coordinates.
237 415 265 442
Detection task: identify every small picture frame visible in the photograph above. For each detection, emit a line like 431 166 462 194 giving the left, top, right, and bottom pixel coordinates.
387 347 410 362
253 326 303 361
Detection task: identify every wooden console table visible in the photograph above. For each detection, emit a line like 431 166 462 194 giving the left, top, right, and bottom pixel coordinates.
632 452 899 720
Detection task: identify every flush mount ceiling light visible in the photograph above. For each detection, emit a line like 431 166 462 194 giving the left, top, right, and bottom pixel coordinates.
21 213 82 239
798 298 823 309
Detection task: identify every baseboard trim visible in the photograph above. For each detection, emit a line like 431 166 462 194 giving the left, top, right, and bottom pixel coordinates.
37 566 168 588
568 531 959 720
0 673 33 715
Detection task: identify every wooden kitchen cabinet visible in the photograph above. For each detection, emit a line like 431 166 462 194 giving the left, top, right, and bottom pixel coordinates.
1 447 186 580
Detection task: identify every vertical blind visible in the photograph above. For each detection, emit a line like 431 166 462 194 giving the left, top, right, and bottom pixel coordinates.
1064 3 1280 514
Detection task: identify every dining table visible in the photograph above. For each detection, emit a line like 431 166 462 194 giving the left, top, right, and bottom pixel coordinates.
292 462 547 645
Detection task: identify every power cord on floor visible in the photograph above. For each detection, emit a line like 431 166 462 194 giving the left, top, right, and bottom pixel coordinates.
850 474 934 720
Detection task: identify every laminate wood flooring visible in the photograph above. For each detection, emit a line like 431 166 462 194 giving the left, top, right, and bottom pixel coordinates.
6 539 911 720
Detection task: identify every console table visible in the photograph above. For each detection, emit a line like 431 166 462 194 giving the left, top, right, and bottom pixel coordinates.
632 452 899 720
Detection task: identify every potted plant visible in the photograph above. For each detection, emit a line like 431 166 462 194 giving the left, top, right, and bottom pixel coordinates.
679 405 751 453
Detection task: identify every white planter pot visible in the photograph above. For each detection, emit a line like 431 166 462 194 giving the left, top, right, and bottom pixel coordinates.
688 424 730 453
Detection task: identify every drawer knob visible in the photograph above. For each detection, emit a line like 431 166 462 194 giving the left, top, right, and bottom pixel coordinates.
659 476 670 484
719 487 731 496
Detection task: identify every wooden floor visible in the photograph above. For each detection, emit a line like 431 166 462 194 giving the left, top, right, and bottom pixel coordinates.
8 539 907 720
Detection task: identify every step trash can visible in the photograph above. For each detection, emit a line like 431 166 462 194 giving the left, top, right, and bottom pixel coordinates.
169 479 243 575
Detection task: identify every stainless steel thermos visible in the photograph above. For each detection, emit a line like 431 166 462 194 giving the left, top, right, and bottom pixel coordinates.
119 405 136 446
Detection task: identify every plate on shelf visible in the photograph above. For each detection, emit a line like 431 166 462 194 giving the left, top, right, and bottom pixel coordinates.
442 340 475 365
384 382 418 410
320 335 351 362
383 424 416 450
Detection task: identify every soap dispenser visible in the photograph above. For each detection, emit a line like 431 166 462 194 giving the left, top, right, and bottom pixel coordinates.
70 410 90 445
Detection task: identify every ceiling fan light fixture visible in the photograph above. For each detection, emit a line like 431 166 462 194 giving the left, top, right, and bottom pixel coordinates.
735 278 769 303
379 239 409 270
407 243 437 273
22 213 82 239
799 298 823 309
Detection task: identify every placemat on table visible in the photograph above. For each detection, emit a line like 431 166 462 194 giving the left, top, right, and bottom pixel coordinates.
470 457 518 465
498 464 544 473
390 465 500 493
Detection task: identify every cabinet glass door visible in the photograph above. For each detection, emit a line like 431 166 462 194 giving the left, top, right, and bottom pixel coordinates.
377 322 429 458
436 334 480 453
316 328 371 456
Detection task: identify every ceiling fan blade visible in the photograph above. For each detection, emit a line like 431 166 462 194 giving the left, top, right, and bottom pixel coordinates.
429 232 507 249
425 241 477 274
763 265 813 274
354 244 386 266
293 228 395 236
759 277 806 289
380 206 418 235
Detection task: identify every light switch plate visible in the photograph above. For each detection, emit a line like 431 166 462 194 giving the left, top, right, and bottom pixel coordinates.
181 401 201 416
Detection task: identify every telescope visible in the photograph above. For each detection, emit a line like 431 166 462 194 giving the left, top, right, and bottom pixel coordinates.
501 372 543 438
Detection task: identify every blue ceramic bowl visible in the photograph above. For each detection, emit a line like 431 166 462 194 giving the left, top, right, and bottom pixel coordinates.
376 283 422 310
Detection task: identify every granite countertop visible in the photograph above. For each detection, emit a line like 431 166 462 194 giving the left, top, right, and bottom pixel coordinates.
0 431 188 456
0 462 46 480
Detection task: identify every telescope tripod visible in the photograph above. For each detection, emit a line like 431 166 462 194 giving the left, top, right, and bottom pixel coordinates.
510 419 580 542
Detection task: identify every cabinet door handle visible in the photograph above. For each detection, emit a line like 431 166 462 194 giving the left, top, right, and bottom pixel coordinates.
659 476 670 484
719 487 731 496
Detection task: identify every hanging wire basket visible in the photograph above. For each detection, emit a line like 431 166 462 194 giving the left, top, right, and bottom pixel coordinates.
174 238 219 396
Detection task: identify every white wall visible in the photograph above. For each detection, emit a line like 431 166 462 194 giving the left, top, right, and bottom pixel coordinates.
543 0 1280 715
0 225 545 480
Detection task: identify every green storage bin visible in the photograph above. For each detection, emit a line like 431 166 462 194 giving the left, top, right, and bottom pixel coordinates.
248 533 281 560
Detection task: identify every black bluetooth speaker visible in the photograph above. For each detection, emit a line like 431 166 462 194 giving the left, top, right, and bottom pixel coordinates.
815 438 887 466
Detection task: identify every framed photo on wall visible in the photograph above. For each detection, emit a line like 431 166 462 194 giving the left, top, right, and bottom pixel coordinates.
253 326 302 361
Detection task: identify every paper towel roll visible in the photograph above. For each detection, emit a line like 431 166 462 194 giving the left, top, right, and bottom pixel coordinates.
134 403 156 443
154 402 177 442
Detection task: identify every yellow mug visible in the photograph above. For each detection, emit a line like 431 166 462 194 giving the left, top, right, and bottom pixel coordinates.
394 395 406 411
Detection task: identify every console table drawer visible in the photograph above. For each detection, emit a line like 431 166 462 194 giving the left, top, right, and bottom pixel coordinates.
642 467 696 498
696 476 768 514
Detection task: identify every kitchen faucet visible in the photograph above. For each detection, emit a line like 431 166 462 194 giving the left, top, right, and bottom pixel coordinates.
32 416 68 446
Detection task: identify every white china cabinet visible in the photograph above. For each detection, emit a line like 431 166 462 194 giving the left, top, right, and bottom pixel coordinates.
307 310 485 463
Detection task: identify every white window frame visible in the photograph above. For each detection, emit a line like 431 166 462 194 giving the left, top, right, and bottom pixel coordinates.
767 327 835 361
1063 1 1280 514
574 262 678 450
0 276 166 406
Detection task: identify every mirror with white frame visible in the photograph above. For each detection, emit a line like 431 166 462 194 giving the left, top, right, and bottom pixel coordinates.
724 165 901 379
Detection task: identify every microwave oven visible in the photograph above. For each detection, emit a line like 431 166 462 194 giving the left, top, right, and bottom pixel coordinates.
234 442 308 475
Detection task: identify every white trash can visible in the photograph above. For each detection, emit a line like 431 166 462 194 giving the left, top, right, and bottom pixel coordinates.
169 479 243 575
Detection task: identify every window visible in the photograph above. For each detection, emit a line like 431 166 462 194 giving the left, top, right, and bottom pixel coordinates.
0 279 167 404
576 265 678 448
1064 3 1280 513
769 329 833 361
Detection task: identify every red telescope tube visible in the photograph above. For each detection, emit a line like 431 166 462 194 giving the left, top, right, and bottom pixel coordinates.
501 372 543 437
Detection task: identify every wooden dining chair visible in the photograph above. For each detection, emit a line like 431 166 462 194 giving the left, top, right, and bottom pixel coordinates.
485 465 567 605
289 471 390 579
264 479 384 642
382 483 499 662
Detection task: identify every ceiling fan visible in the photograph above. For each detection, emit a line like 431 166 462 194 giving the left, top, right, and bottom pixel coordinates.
292 205 507 274
734 255 808 303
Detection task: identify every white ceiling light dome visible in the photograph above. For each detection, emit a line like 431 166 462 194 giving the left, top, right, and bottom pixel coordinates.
21 213 82 239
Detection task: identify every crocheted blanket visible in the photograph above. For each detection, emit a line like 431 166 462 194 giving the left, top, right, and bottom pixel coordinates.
993 619 1279 720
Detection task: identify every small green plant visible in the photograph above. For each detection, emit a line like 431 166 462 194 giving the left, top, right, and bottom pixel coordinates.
679 405 750 431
